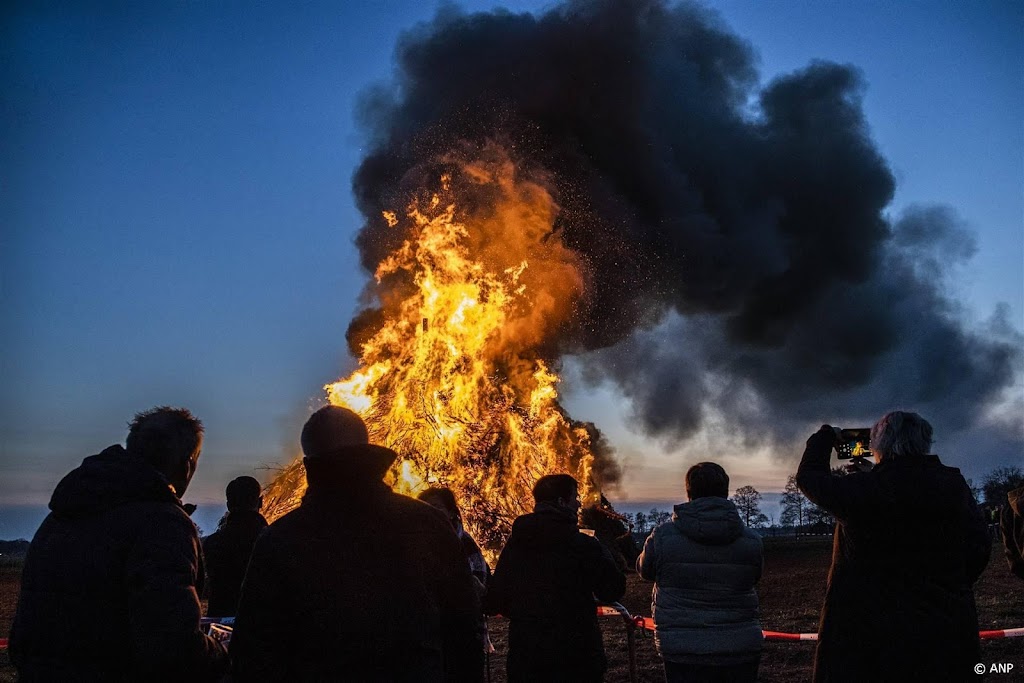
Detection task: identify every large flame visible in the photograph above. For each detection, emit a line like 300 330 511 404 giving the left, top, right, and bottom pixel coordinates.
263 146 607 549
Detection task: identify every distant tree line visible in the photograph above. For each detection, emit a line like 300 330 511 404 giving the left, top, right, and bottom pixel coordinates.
616 465 1022 540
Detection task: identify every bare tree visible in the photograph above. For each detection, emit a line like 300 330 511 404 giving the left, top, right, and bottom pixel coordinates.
780 475 809 530
732 485 766 528
649 507 672 527
982 466 1024 508
633 511 648 535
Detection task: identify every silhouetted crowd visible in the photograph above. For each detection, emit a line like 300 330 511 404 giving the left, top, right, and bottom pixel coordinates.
9 406 1022 682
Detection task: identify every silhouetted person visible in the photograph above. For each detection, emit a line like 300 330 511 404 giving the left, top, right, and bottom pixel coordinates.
418 487 491 653
202 475 268 617
230 406 483 681
637 462 763 683
418 487 490 590
1001 485 1024 580
797 411 990 683
10 407 228 682
485 474 625 682
581 494 640 572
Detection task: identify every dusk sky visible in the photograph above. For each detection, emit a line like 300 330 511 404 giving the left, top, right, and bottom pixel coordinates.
2 0 1021 529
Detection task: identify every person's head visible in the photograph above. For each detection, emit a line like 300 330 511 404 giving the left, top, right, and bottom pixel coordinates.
418 487 461 526
533 474 580 513
685 462 729 501
299 406 397 488
126 407 204 497
870 411 933 464
225 475 262 512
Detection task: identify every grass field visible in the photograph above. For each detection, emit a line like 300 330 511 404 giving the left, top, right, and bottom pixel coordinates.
1 538 1021 682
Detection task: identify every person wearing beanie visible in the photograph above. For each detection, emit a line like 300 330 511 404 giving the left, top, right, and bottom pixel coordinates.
230 406 484 682
202 476 268 617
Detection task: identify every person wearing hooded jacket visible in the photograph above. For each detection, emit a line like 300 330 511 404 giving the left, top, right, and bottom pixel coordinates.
797 412 990 683
636 462 763 683
1001 485 1024 580
485 474 626 683
10 407 228 683
229 406 484 682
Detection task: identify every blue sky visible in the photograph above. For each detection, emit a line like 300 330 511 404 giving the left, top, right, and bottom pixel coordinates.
2 0 1021 512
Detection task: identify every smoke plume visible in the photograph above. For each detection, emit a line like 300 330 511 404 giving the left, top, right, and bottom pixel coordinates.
348 0 1022 461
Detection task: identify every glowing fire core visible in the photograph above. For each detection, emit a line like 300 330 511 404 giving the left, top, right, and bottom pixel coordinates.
263 149 606 550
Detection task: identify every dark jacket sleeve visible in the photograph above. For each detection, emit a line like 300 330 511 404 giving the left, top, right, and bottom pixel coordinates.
796 427 860 521
433 529 485 683
230 532 294 682
483 535 518 617
125 506 228 682
962 487 991 584
589 537 626 603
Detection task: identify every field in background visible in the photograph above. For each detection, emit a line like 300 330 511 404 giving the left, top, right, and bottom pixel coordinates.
1 538 1021 682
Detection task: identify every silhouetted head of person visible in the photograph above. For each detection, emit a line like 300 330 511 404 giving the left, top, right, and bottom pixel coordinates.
299 406 398 489
870 411 933 464
226 475 262 512
685 462 730 501
533 474 581 514
418 487 461 527
126 406 204 497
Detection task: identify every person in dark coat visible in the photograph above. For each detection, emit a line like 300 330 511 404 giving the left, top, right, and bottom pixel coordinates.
418 487 491 653
637 462 763 682
797 411 990 683
1001 485 1024 580
9 406 228 682
485 474 626 682
230 406 484 682
202 475 268 617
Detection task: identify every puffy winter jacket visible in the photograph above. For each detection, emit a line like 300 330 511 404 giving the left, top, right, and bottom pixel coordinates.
10 445 228 682
636 496 763 663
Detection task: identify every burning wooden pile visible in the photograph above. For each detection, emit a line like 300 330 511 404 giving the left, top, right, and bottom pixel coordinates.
263 150 617 551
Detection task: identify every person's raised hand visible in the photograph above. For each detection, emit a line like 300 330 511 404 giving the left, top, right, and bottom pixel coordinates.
806 424 838 452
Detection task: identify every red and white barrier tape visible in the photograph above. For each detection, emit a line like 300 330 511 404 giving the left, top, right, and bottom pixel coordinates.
1 623 1020 652
595 605 1024 641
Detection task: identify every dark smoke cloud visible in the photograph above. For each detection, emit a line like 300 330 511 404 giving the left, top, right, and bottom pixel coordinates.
350 0 1022 456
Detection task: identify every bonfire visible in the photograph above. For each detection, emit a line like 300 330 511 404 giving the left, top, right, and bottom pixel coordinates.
263 148 615 552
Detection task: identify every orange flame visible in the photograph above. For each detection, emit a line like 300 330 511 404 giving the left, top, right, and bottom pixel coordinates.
263 146 605 550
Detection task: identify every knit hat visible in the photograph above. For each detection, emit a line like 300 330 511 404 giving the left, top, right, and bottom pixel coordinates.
300 406 397 479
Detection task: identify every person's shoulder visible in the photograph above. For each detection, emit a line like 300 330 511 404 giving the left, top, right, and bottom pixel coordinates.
123 498 197 536
201 527 222 547
386 493 455 532
257 506 309 540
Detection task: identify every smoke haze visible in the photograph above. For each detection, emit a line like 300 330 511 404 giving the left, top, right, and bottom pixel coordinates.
348 0 1022 461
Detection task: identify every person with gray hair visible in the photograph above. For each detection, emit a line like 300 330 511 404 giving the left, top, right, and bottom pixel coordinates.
797 411 990 683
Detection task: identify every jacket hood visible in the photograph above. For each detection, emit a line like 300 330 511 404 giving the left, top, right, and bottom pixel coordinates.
673 496 745 545
513 503 580 549
1009 485 1024 516
49 445 180 518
